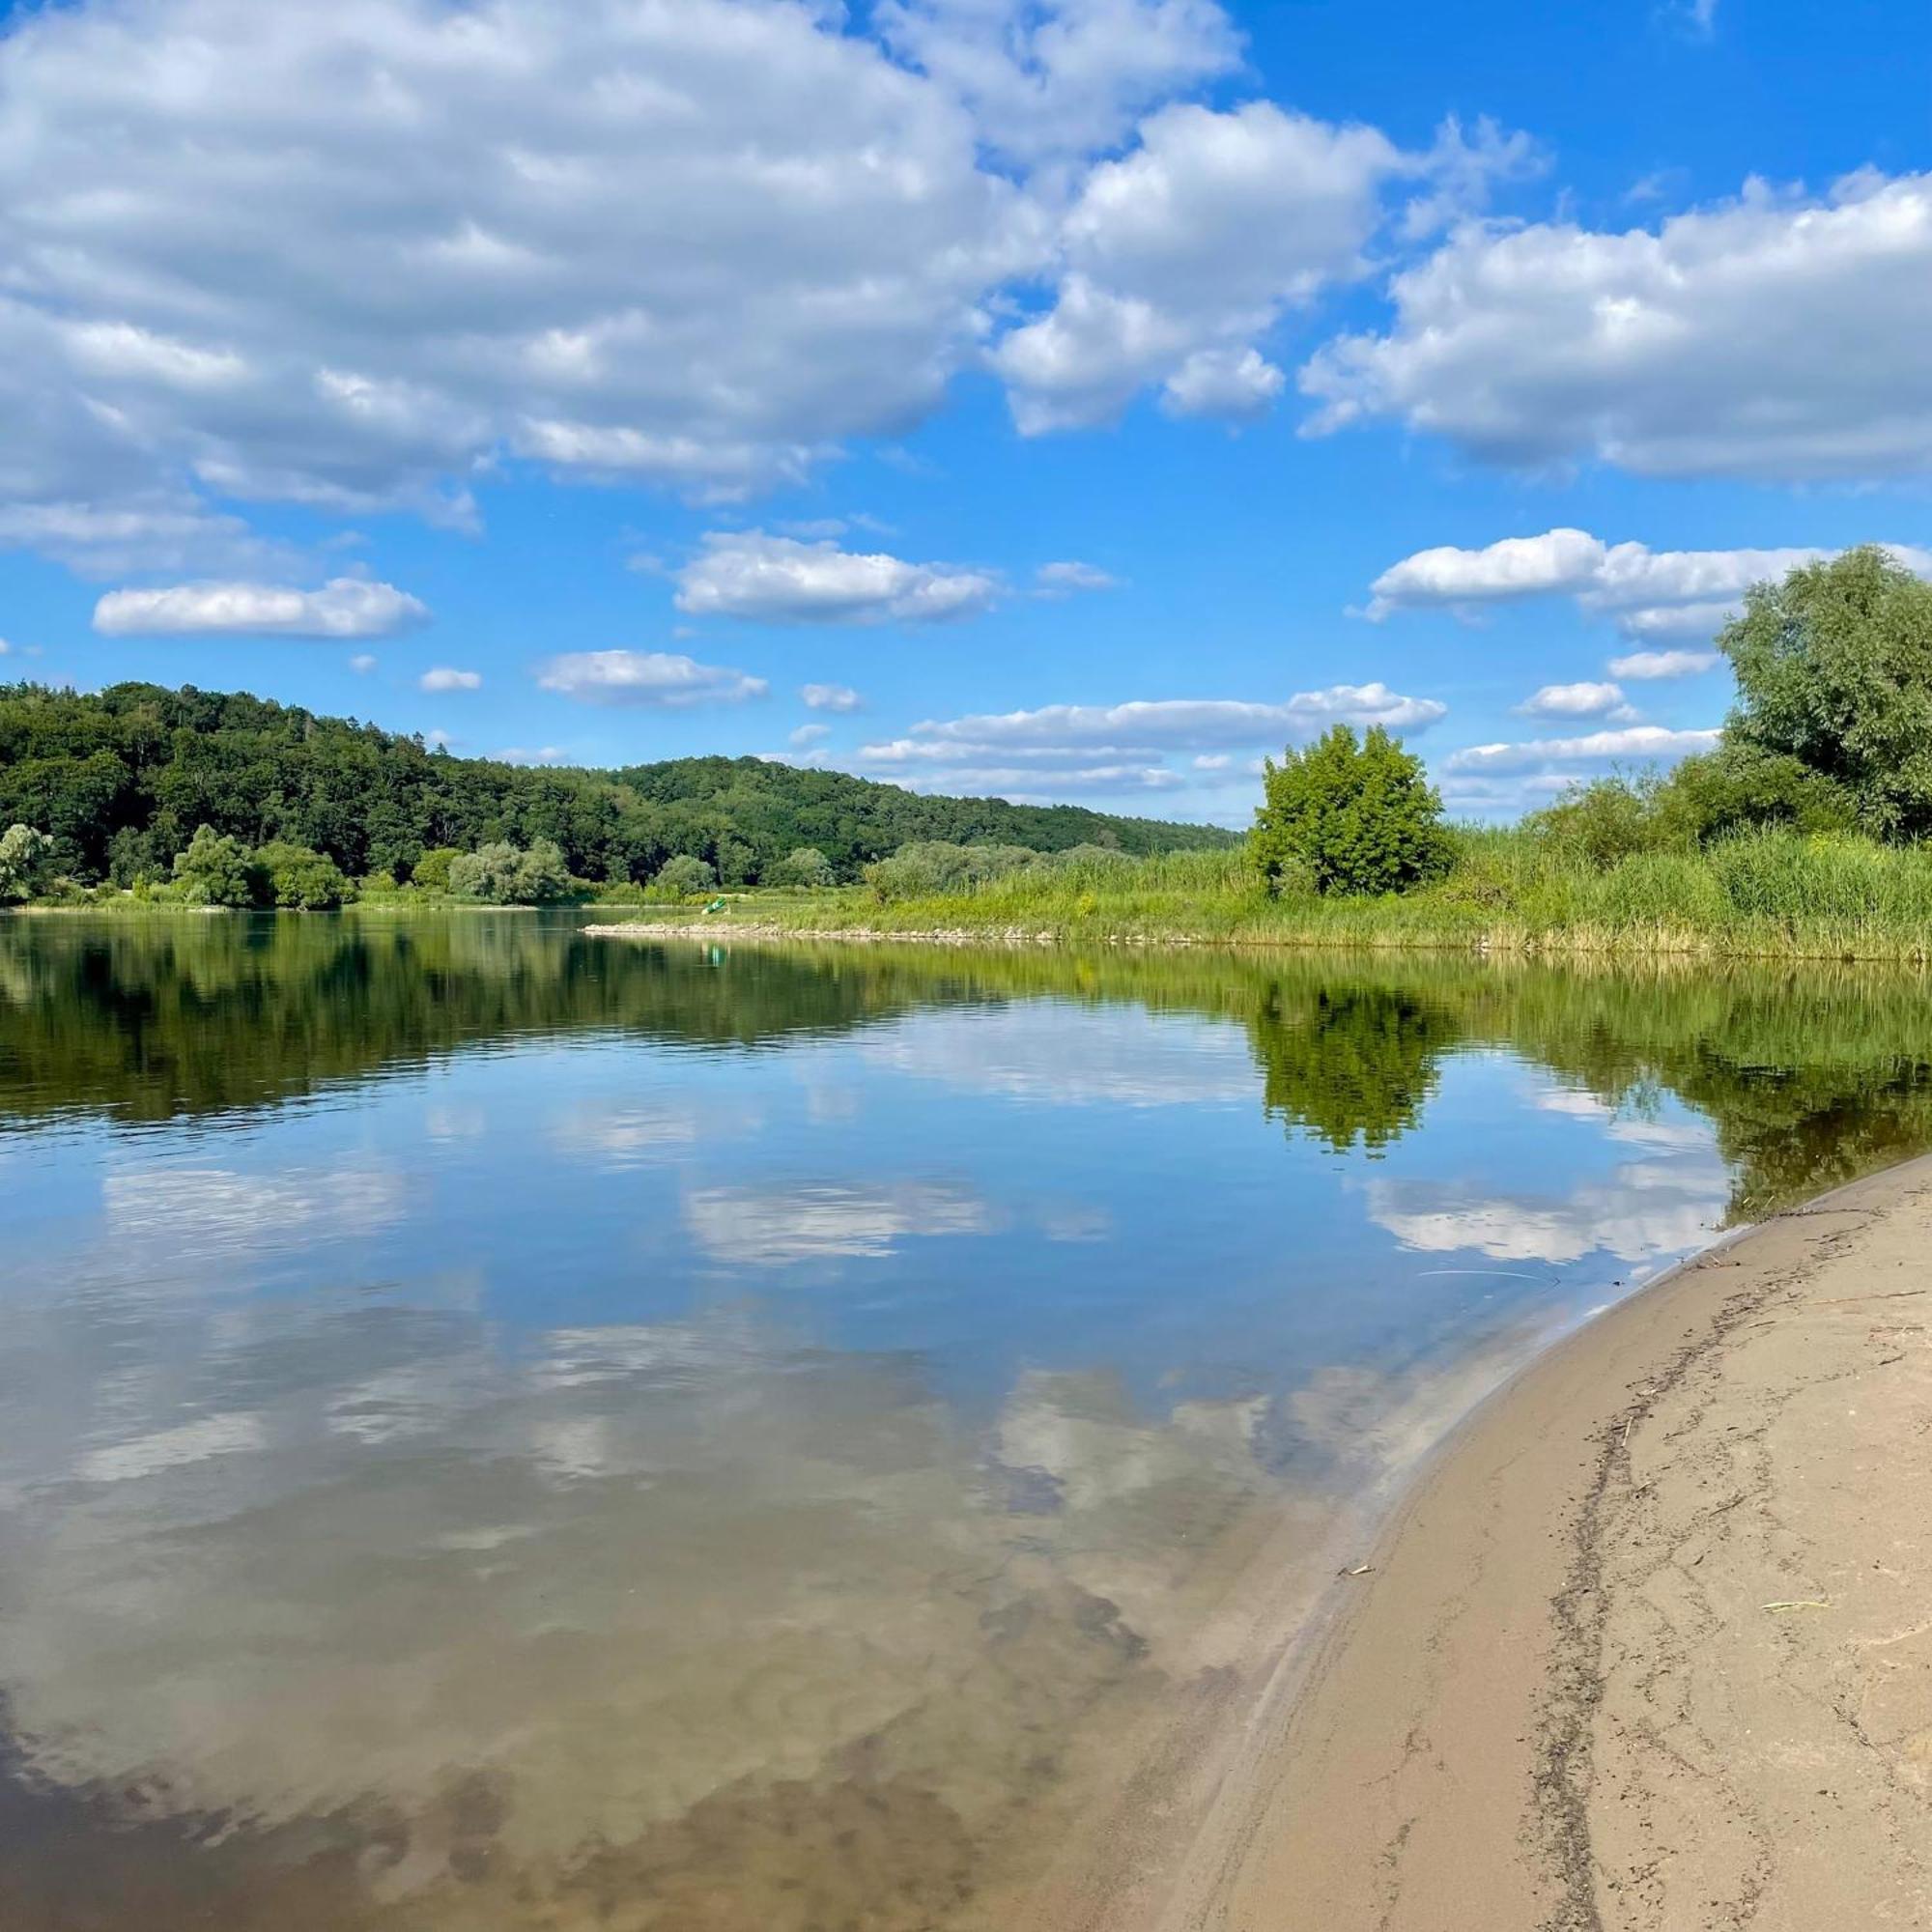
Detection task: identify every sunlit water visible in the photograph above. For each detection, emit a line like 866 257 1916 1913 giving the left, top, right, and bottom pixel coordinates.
1 914 1928 1928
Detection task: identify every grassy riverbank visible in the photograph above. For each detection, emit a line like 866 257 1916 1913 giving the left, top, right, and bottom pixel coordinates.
643 828 1932 959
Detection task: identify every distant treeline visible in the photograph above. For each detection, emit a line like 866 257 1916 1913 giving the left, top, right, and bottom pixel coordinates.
0 681 1234 888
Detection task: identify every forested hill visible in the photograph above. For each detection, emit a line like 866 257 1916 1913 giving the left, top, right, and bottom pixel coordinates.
0 681 1236 887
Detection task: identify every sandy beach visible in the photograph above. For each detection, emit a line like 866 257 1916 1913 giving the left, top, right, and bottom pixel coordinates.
1163 1152 1932 1931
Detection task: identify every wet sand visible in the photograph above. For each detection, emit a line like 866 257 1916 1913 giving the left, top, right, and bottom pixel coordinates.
1165 1152 1932 1930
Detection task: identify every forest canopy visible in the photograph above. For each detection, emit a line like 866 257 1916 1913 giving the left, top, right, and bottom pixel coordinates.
0 680 1234 889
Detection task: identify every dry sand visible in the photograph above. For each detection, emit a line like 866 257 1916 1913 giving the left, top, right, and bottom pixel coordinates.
1162 1152 1932 1932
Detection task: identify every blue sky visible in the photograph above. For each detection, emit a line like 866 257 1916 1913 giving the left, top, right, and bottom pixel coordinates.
1 0 1928 822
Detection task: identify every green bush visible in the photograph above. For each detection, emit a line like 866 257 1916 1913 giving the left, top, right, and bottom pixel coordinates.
1528 773 1677 870
447 838 574 904
411 846 463 893
652 854 718 896
0 823 55 903
769 846 836 889
1251 725 1451 897
172 824 261 907
864 840 1040 902
254 840 355 910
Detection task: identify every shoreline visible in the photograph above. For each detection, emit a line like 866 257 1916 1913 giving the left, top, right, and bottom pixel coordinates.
584 915 1932 964
1152 1151 1932 1931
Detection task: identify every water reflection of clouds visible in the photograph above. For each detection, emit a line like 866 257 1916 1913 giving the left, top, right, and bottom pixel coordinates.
1366 1157 1727 1264
1533 1084 1713 1151
860 1004 1257 1108
682 1180 999 1265
0 1295 1295 1921
102 1162 406 1252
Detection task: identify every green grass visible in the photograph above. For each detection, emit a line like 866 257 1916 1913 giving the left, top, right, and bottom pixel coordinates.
698 829 1932 960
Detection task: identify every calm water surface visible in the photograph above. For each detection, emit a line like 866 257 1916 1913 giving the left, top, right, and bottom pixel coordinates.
1 914 1929 1928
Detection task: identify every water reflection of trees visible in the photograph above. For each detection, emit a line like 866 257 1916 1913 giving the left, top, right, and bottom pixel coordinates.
1248 981 1454 1153
4 916 1930 1219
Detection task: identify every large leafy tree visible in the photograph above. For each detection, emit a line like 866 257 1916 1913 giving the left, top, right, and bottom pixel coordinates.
1720 545 1932 840
0 823 53 903
172 824 260 907
1251 724 1451 896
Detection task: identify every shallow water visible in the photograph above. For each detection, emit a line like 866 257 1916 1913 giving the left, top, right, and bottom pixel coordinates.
1 914 1928 1928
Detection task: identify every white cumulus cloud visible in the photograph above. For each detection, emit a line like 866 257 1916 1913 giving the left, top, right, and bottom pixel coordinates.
1445 725 1720 775
419 667 482 693
674 531 999 624
1366 529 1932 641
534 650 767 707
1304 170 1932 481
801 682 863 712
0 0 1520 577
1516 681 1634 723
1034 559 1120 594
92 578 428 639
899 686 1447 752
848 683 1441 805
1608 648 1722 681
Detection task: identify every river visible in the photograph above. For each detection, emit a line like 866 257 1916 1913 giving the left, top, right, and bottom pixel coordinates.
1 912 1927 1929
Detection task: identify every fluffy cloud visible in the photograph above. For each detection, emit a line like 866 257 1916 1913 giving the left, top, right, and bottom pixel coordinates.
1304 170 1932 481
1608 648 1722 680
875 0 1240 164
674 531 998 624
1366 529 1932 640
850 683 1442 803
1445 725 1720 775
0 0 1523 577
0 0 1051 560
1516 681 1634 723
534 650 767 707
994 102 1405 431
787 723 831 748
801 682 863 712
91 577 429 639
419 666 482 693
1034 559 1120 594
895 685 1446 752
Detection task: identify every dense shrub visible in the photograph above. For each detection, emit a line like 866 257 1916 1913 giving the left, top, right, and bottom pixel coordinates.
652 854 718 895
172 824 259 907
0 823 54 903
449 838 574 904
864 840 1041 901
1251 725 1451 897
255 840 355 910
410 846 464 892
769 846 836 889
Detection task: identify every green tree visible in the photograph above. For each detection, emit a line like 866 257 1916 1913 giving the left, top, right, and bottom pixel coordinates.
653 854 717 895
411 846 464 893
1527 773 1671 870
1720 545 1932 839
172 824 261 907
0 823 54 902
865 840 1039 901
448 842 525 903
513 838 573 903
1656 745 1856 845
770 846 836 889
255 840 355 910
1251 725 1450 896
